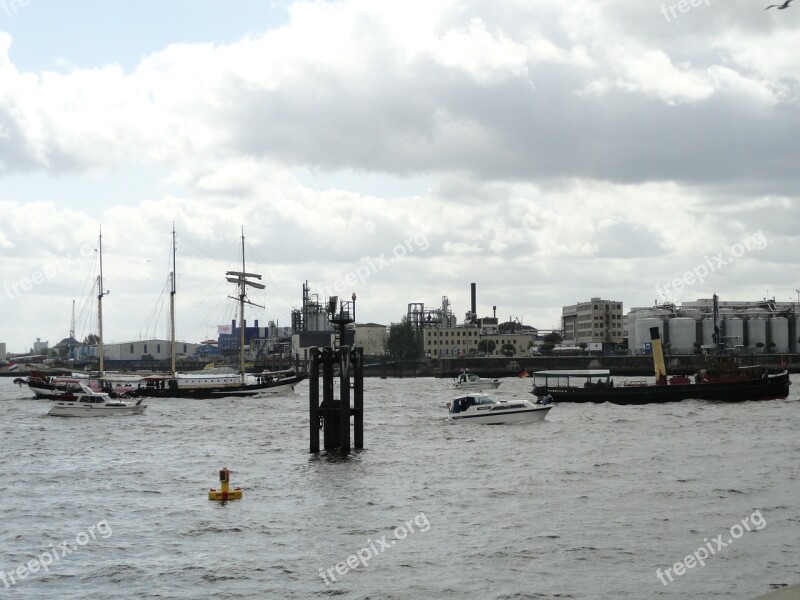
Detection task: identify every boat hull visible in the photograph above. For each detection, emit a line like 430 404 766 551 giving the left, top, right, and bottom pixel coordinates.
130 374 307 399
48 403 147 417
532 372 791 405
452 380 502 391
450 405 552 424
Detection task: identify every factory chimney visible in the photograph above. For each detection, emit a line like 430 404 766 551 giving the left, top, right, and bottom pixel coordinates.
471 283 477 322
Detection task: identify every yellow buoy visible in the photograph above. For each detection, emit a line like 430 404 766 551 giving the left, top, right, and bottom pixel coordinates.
208 467 242 501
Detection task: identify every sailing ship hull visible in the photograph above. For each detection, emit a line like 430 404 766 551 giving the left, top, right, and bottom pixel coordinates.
532 371 791 405
131 374 307 399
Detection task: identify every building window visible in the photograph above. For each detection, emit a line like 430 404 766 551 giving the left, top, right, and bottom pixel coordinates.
130 344 134 354
184 344 187 353
157 344 161 353
144 344 148 353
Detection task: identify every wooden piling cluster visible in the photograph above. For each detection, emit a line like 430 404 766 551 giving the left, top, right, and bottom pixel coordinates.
309 346 364 453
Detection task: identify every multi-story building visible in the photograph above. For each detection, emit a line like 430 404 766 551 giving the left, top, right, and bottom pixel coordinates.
423 321 536 358
562 298 624 346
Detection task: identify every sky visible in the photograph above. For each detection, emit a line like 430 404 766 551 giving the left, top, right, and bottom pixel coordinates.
1 0 800 353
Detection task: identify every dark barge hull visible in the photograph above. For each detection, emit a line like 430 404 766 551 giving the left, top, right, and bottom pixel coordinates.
532 372 791 405
130 374 307 399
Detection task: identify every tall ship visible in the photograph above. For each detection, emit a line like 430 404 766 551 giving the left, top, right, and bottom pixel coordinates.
531 327 790 405
130 227 306 399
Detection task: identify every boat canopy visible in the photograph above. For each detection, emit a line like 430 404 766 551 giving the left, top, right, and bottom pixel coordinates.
534 370 611 377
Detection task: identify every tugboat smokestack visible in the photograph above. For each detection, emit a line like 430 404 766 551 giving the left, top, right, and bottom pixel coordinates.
650 327 668 385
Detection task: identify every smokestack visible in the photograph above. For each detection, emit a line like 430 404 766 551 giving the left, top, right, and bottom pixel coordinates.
471 283 477 319
649 327 668 385
493 305 496 319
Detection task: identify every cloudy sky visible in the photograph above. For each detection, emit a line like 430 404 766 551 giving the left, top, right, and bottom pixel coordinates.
1 0 799 352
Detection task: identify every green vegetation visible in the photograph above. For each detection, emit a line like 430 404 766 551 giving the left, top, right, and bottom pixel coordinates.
385 319 424 360
478 339 496 354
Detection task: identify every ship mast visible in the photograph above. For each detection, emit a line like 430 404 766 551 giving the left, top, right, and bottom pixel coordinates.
69 299 75 361
170 223 177 376
226 229 264 386
97 227 109 374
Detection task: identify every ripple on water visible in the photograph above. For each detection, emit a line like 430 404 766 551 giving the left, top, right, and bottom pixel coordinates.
0 376 798 599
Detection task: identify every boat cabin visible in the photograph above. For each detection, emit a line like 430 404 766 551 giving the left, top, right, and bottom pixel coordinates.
533 370 612 390
450 394 494 413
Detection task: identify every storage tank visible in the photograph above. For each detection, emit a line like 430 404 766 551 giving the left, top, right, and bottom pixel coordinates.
725 318 744 347
770 317 789 353
636 318 665 354
677 308 703 321
307 310 330 332
667 318 697 354
701 319 716 346
747 318 767 351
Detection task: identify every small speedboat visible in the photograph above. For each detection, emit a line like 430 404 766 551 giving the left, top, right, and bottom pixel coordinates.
47 383 147 417
447 392 553 424
452 372 501 390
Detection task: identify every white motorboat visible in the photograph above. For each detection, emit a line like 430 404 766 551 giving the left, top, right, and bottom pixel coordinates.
453 372 501 390
47 383 147 417
447 392 553 424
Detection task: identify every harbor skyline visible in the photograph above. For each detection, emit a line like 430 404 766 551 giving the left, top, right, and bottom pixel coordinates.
1 2 799 353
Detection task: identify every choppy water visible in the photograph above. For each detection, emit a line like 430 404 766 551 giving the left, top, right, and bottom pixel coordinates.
1 375 798 599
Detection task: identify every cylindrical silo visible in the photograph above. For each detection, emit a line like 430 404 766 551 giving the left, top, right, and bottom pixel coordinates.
747 318 767 351
725 317 744 348
637 318 665 354
667 318 697 354
677 308 703 320
770 317 789 353
701 318 716 346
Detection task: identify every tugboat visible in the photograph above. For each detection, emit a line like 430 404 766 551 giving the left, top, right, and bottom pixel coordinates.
531 327 791 405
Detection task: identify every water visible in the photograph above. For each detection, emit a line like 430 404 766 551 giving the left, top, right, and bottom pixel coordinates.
1 375 798 599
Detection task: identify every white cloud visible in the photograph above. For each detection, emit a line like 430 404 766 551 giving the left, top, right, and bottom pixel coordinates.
0 0 799 349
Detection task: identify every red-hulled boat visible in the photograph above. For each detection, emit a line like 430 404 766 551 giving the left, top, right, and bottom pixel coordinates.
531 327 791 405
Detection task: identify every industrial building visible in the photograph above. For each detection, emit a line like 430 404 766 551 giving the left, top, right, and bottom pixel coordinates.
626 297 798 355
353 323 388 356
410 284 538 358
291 282 354 359
562 298 625 348
102 339 200 361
